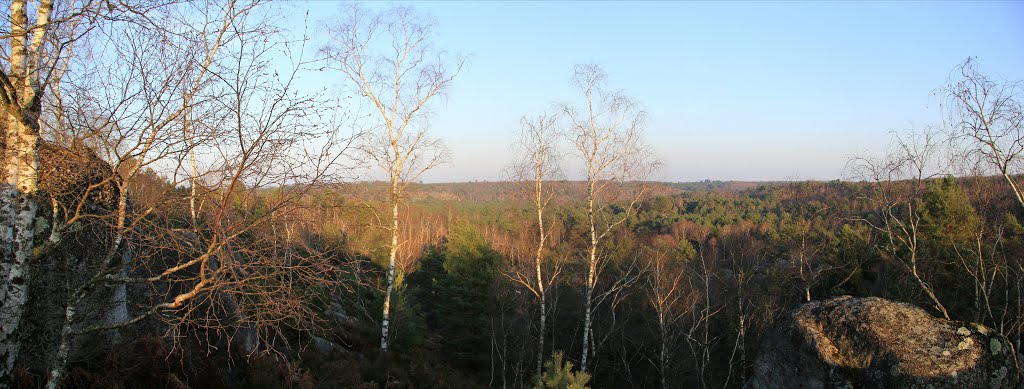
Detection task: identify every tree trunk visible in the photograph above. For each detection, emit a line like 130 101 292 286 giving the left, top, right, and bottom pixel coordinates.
45 298 78 389
534 179 547 380
537 292 546 379
581 182 597 372
380 181 400 351
659 317 667 389
1 0 48 381
1000 169 1024 210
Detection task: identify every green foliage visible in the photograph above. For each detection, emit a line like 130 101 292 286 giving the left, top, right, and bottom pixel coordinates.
643 195 675 214
830 223 879 294
408 220 502 371
921 177 980 244
364 285 426 350
1004 212 1024 236
533 352 591 389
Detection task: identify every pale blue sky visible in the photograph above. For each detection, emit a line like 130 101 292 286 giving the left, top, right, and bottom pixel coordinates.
297 1 1024 182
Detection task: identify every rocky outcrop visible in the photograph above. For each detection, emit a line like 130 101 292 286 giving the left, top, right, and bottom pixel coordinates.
745 296 1020 389
11 141 128 373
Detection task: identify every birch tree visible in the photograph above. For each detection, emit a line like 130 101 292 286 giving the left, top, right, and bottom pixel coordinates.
322 4 462 352
941 58 1024 375
506 113 563 380
847 128 951 319
643 241 697 389
34 2 252 385
943 57 1024 209
0 1 355 386
0 0 72 382
562 64 657 372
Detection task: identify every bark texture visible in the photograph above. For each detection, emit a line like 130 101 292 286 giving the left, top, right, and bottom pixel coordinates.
1 0 53 383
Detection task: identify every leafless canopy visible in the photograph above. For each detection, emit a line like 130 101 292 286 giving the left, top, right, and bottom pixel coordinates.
561 63 658 373
320 3 464 351
321 4 462 188
564 64 654 189
0 1 357 386
942 57 1024 207
846 127 951 319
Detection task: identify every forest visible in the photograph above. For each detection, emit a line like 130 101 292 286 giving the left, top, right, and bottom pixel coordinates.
1 1 1023 388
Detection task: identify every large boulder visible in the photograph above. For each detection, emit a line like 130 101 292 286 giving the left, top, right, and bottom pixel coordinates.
745 296 1019 389
6 141 128 373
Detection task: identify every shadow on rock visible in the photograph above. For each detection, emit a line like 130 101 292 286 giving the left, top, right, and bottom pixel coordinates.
745 296 1019 389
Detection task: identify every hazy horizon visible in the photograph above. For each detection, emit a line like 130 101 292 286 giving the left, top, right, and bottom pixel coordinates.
292 1 1023 183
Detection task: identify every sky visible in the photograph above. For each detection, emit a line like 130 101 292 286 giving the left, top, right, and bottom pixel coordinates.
296 1 1024 183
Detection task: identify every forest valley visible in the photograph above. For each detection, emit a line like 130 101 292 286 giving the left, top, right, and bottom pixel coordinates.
15 175 1024 388
1 1 1023 389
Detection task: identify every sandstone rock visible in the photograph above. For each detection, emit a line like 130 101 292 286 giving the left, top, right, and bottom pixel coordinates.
745 296 1019 389
326 301 354 326
310 335 347 355
10 141 127 372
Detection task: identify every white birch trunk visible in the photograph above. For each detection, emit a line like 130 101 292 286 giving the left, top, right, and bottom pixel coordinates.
534 185 547 380
380 181 400 351
46 182 129 389
1 0 50 381
659 317 668 389
537 292 546 379
45 298 77 389
580 182 597 372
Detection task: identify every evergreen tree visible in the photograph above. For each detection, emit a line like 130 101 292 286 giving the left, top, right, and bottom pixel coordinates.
410 220 502 370
533 352 591 389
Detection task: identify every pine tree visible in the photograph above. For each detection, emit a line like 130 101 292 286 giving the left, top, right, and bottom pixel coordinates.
533 352 591 389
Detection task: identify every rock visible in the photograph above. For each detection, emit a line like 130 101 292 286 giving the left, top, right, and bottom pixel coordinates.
326 300 354 326
745 296 1019 389
310 335 346 355
10 141 126 373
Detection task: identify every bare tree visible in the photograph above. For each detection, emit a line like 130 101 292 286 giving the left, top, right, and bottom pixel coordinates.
0 0 98 382
0 2 357 386
950 220 1006 329
777 216 834 303
321 4 463 352
643 240 697 389
941 58 1024 379
506 113 564 380
847 128 951 319
681 225 720 389
35 3 250 385
943 57 1024 208
562 63 657 372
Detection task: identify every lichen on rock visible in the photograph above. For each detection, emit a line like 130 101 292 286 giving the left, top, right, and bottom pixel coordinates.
990 338 1002 356
744 296 1019 389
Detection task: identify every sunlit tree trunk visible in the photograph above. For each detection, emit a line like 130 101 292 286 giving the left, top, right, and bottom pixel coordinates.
323 5 461 352
1 0 52 382
581 181 597 371
531 181 549 379
535 209 548 380
564 64 656 373
381 172 401 351
507 113 560 380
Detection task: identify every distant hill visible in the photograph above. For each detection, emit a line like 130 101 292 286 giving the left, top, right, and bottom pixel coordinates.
330 180 788 203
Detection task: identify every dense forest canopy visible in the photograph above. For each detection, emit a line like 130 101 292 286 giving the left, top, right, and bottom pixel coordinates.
0 1 1023 388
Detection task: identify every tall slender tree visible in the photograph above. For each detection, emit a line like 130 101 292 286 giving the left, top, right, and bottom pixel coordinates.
562 64 657 372
1 0 59 382
643 240 697 389
322 4 463 352
507 113 563 380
